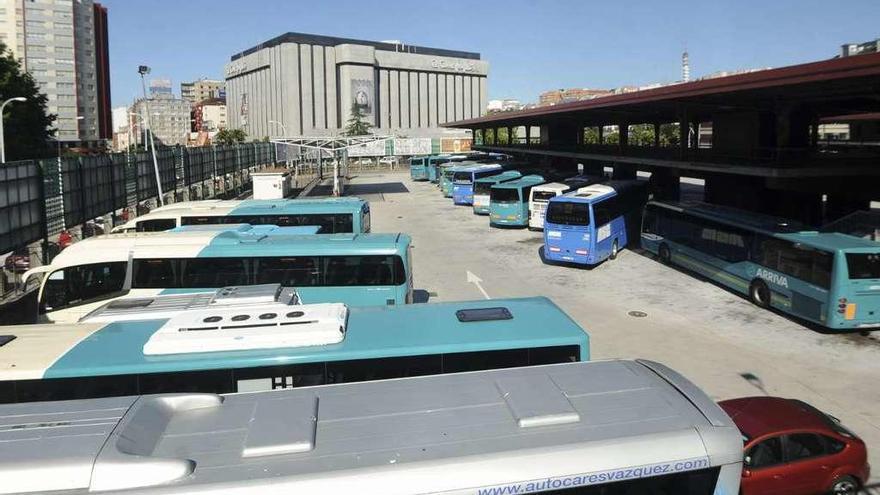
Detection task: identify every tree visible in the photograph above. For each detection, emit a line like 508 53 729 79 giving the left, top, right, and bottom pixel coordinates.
214 128 247 145
344 102 372 136
0 42 55 161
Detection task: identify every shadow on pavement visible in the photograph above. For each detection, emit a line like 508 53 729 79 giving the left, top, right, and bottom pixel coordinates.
346 182 410 195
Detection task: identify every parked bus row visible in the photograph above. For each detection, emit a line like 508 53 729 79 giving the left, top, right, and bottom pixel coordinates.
0 279 867 494
411 153 880 332
0 179 871 493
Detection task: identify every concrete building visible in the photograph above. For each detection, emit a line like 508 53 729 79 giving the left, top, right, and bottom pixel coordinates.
487 99 522 113
132 93 191 147
181 78 225 105
538 88 612 106
0 0 111 145
192 99 227 131
841 38 879 57
225 32 488 139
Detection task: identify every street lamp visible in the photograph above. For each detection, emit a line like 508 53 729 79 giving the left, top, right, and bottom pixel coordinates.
137 65 164 206
269 120 288 138
0 96 27 163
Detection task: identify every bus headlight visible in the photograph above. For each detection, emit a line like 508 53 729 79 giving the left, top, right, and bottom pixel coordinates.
575 249 588 255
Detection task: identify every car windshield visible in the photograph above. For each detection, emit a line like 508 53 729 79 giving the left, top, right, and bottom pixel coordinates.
546 201 590 226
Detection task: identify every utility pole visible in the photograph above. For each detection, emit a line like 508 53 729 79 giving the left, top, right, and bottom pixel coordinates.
138 65 164 206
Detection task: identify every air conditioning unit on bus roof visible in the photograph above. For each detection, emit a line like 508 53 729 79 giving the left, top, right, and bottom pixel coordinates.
143 302 349 355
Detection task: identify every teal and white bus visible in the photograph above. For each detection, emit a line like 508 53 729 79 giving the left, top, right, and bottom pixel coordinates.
473 170 523 214
0 296 589 403
489 175 547 227
23 225 413 323
642 201 880 330
112 198 371 234
409 156 430 181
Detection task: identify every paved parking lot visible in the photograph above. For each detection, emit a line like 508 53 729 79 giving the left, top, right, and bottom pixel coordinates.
347 170 880 485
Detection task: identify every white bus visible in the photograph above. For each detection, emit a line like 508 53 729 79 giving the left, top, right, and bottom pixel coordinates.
528 175 604 230
0 359 741 494
22 226 414 323
111 197 371 234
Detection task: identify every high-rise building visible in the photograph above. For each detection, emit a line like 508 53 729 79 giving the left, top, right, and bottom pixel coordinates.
181 78 225 105
131 93 191 147
0 0 111 146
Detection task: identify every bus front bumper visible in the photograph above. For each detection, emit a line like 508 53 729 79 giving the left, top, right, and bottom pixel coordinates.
490 213 527 227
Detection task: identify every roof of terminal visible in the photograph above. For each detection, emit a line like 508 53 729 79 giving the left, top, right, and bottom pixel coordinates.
444 52 880 128
232 32 481 61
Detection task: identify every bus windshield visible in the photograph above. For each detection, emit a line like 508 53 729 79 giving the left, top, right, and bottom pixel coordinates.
453 171 472 183
490 188 520 202
546 201 590 226
475 181 493 195
532 191 557 202
846 253 880 279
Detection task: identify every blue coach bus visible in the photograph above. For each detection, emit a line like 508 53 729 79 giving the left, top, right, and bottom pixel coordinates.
473 170 523 215
543 181 648 265
642 201 880 330
489 175 547 227
452 164 504 205
0 296 590 403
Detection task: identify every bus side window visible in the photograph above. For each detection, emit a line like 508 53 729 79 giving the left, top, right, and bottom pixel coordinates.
41 262 127 311
132 259 179 288
180 216 213 225
136 218 177 232
326 355 442 384
181 258 248 287
255 257 318 286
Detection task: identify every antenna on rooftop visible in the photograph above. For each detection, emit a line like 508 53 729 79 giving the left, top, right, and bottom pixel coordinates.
682 49 690 83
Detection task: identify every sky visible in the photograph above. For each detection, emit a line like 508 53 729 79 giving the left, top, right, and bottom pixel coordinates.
102 0 880 107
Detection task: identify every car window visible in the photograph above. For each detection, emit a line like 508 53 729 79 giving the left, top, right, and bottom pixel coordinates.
746 437 783 468
824 435 846 454
785 433 826 462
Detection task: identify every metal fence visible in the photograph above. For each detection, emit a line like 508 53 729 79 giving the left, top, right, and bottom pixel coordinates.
0 142 278 258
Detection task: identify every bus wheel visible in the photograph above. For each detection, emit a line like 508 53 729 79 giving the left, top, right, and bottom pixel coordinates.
749 280 771 308
658 244 671 264
609 240 619 260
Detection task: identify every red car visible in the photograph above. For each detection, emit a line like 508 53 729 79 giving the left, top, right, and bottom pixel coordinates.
719 397 869 495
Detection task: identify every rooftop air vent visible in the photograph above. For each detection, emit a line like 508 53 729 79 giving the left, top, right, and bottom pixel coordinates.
142 303 348 355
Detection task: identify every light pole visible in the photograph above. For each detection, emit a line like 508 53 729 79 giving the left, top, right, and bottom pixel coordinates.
0 96 27 163
138 65 164 206
268 120 288 138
